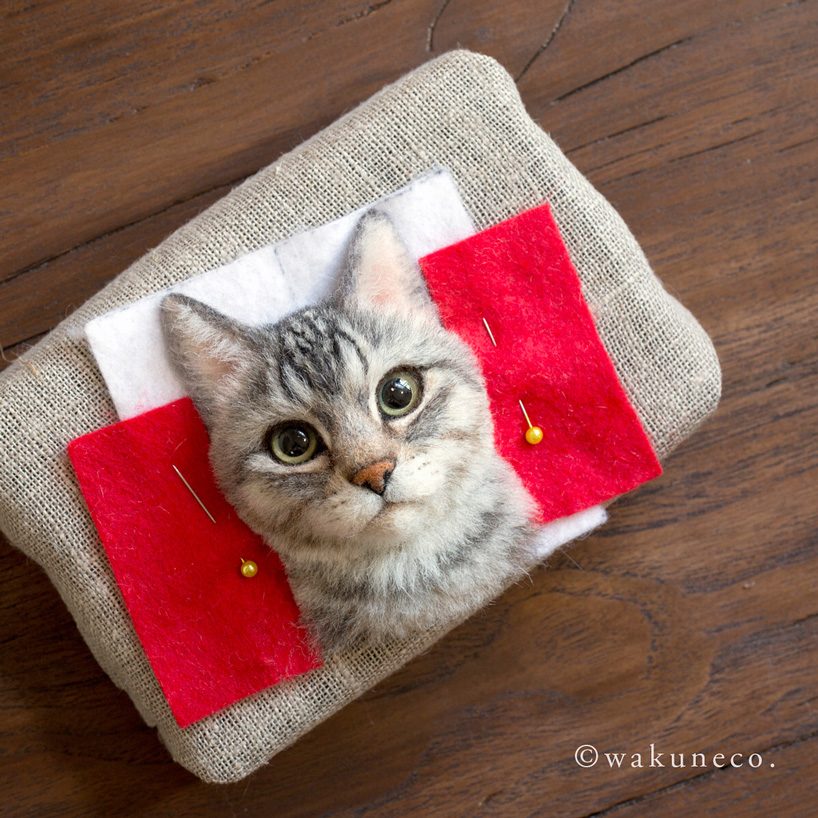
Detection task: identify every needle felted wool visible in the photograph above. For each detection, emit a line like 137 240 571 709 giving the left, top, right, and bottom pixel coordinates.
419 203 663 522
67 397 321 727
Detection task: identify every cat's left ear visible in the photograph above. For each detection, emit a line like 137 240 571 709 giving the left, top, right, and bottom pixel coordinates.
160 293 256 423
337 210 438 319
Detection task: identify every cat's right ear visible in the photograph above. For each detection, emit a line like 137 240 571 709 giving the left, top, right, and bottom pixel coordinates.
336 210 438 320
160 293 254 423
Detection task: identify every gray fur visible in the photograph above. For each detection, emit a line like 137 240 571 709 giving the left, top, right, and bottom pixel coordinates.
160 210 536 654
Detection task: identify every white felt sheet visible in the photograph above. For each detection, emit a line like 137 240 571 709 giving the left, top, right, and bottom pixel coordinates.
86 169 476 421
530 505 607 561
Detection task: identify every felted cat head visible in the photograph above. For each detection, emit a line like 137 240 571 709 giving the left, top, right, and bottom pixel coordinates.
160 211 503 553
161 211 536 652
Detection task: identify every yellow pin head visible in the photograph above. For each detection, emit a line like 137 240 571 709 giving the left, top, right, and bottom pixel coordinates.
240 559 258 578
519 400 544 445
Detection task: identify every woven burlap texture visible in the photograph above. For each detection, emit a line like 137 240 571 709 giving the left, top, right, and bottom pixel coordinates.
0 51 720 783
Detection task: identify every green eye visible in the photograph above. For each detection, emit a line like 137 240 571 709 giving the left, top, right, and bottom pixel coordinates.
377 370 422 418
269 422 321 465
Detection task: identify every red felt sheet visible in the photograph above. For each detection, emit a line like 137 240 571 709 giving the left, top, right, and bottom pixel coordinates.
68 398 321 727
419 203 662 523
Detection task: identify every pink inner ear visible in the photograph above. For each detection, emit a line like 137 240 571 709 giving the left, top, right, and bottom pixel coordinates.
419 202 662 524
352 216 423 311
359 276 412 314
365 268 397 305
195 350 236 382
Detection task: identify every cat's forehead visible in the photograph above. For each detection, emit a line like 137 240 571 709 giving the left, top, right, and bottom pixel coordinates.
276 305 427 369
277 307 343 358
271 307 351 398
260 303 460 416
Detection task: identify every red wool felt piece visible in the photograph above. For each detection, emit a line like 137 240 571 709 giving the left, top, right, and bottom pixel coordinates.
68 398 321 728
419 203 662 523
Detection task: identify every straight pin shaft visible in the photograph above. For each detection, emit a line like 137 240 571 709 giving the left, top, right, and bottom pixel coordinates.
482 317 498 347
172 464 216 524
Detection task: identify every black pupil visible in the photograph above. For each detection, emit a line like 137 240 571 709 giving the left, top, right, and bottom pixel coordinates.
383 377 413 410
279 426 311 457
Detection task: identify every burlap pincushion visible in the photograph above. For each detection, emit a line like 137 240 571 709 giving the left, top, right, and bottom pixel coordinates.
0 51 720 782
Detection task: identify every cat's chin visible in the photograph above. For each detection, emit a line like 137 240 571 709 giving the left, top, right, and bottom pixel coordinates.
345 499 427 545
291 498 426 547
369 499 421 528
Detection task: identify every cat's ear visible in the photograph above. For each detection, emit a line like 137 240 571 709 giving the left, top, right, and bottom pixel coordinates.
160 293 254 422
337 210 438 318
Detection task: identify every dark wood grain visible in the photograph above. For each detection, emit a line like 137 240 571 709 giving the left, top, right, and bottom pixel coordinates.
1 1 817 816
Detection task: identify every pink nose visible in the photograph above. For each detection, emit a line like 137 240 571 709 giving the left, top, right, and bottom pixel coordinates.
351 459 395 495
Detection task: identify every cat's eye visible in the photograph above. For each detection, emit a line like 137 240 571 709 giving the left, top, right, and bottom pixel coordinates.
269 422 322 465
377 370 422 418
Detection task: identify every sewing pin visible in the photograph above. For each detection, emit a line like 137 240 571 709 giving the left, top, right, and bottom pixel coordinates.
482 317 498 347
172 464 217 524
518 400 544 446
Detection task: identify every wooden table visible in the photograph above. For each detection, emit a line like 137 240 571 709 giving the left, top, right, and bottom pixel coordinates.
1 2 816 815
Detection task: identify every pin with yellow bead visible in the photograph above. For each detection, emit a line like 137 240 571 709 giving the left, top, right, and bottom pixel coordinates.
518 400 544 445
481 317 543 447
173 462 259 579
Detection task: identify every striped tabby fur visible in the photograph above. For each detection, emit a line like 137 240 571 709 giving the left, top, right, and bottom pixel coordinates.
161 211 536 654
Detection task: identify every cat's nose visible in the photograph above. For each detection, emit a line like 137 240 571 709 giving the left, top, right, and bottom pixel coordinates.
350 458 395 496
